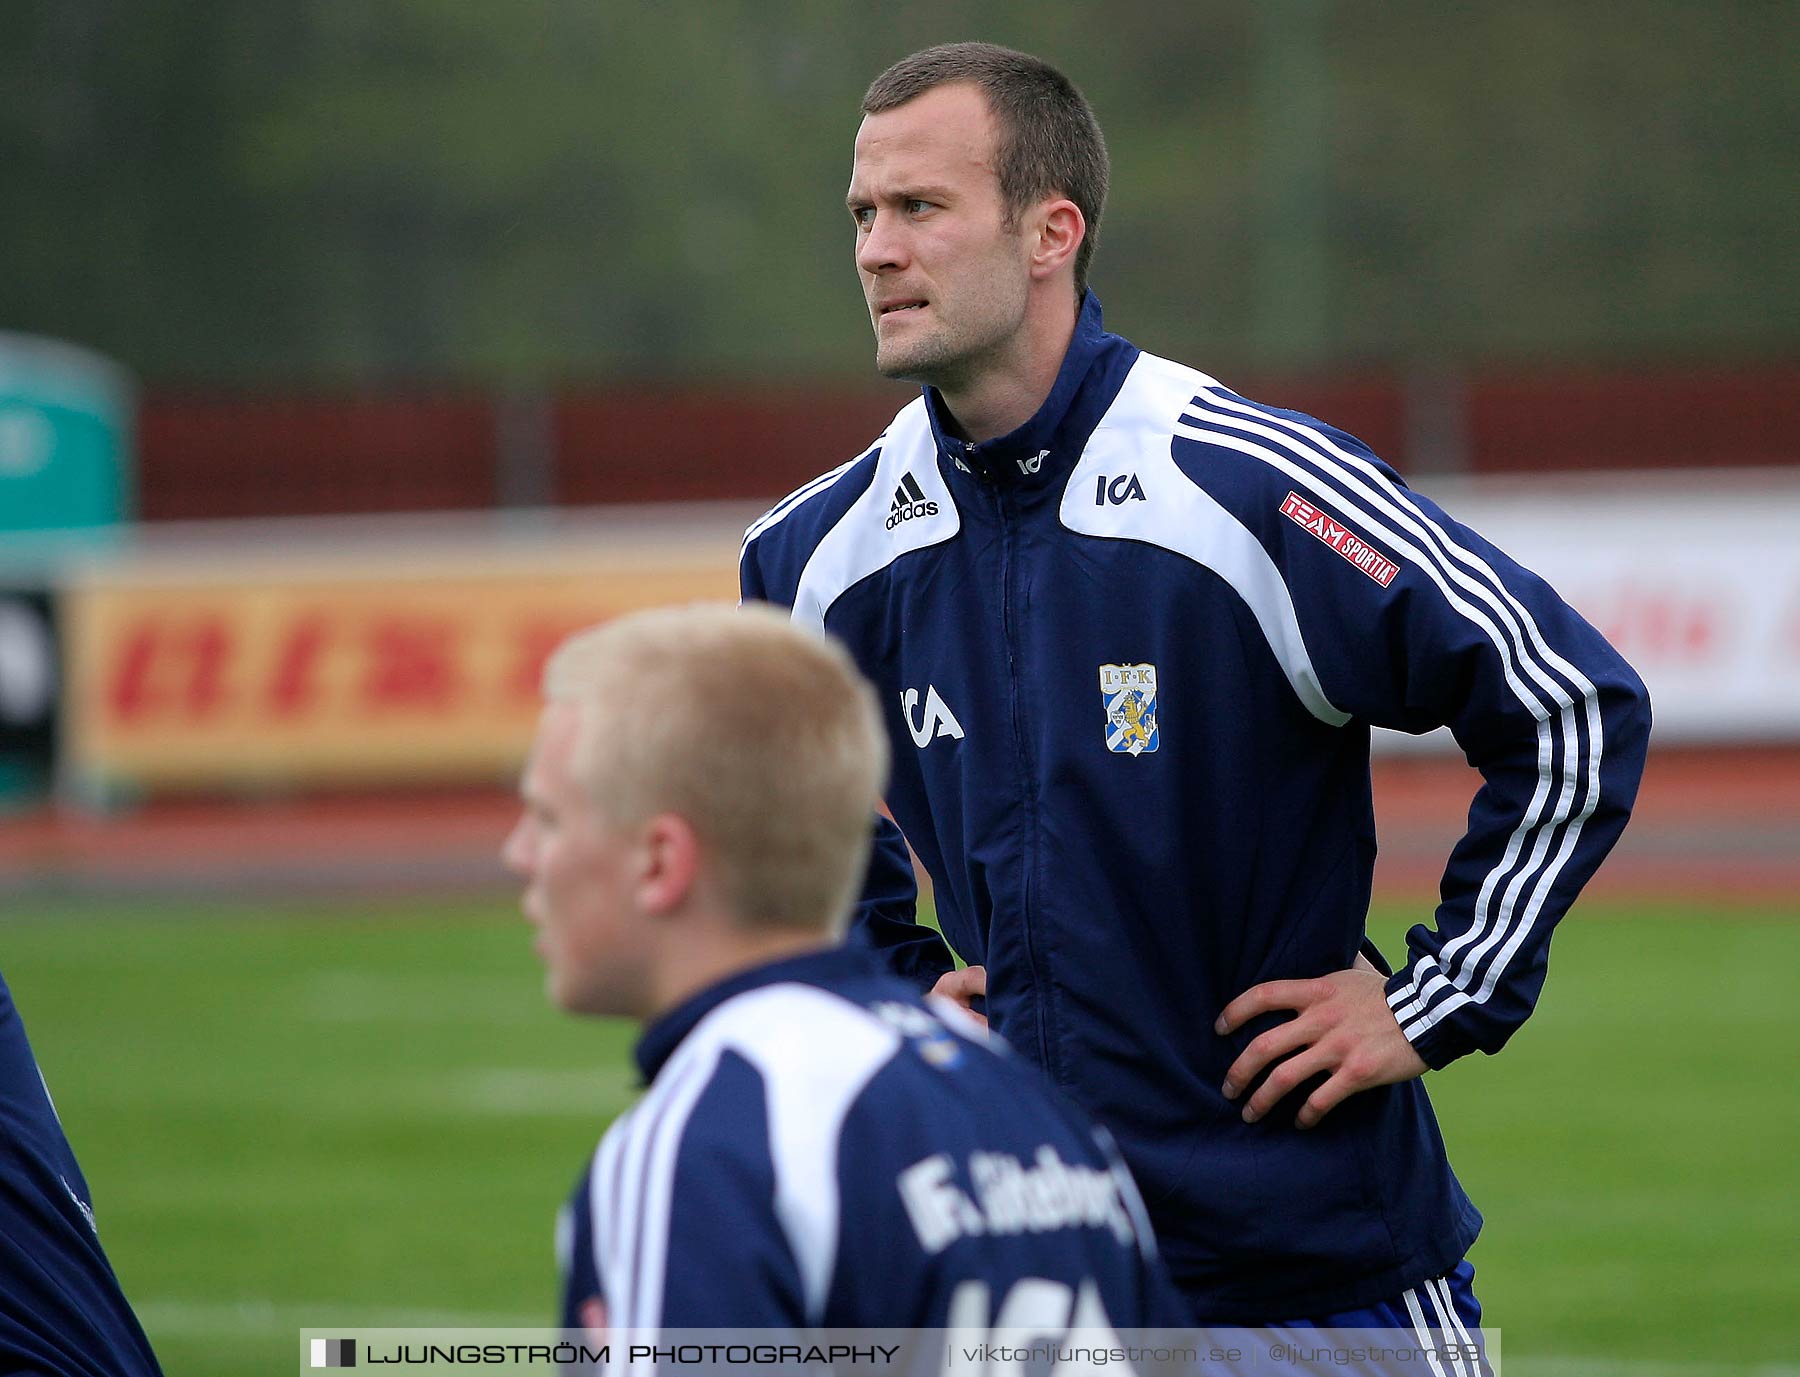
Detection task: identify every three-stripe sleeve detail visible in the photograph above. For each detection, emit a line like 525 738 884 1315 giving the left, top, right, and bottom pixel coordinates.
591 1051 715 1374
1175 389 1605 1042
586 985 900 1354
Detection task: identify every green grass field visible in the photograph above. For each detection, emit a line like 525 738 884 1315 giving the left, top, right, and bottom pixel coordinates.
3 896 1796 1375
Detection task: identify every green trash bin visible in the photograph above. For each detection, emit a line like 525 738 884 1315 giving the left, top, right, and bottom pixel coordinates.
0 331 134 537
0 333 130 804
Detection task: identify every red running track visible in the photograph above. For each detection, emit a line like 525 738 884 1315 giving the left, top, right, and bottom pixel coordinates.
1 749 1796 904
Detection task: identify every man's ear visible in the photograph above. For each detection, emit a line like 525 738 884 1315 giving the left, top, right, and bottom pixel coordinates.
1028 198 1085 282
636 812 703 917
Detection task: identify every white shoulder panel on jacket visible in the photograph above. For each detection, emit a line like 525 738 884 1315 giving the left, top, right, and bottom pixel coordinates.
1060 352 1351 727
791 398 960 631
709 986 899 1320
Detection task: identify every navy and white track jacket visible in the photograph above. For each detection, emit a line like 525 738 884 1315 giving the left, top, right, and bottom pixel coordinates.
739 295 1651 1320
0 974 163 1377
557 947 1178 1336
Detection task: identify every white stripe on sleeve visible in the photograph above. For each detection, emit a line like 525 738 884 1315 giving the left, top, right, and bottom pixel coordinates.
1176 389 1603 1036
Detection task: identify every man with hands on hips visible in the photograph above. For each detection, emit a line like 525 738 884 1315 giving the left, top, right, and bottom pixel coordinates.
740 41 1651 1333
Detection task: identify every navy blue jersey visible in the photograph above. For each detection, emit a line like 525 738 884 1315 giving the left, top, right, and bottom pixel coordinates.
739 294 1651 1320
557 947 1179 1335
0 973 162 1376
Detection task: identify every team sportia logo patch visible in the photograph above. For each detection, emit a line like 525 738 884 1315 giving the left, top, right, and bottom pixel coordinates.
1099 664 1159 755
1280 492 1402 586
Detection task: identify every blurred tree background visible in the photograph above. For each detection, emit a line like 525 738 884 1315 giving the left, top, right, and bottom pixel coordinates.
1 0 1794 386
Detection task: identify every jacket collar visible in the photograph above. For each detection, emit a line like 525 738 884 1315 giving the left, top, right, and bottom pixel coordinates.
632 944 879 1084
923 290 1139 489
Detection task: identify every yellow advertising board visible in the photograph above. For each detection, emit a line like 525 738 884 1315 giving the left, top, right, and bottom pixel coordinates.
62 537 740 789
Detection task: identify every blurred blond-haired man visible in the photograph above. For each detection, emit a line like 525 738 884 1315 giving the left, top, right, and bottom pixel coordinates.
505 602 1180 1339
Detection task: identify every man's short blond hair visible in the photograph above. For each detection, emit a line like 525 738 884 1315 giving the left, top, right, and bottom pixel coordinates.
542 603 889 934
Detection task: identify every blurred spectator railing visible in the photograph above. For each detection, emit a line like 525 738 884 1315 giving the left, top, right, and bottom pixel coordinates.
136 366 1800 522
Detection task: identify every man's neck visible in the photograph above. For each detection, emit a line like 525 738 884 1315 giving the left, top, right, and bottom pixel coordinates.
644 921 831 1021
936 291 1081 444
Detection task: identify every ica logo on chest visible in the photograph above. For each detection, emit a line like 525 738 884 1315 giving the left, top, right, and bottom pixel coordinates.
1094 473 1146 505
901 685 965 748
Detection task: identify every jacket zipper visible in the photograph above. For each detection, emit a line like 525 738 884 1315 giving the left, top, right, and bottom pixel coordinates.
991 472 1055 1077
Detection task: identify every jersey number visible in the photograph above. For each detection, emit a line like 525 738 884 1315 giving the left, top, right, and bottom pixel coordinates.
944 1277 1135 1374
